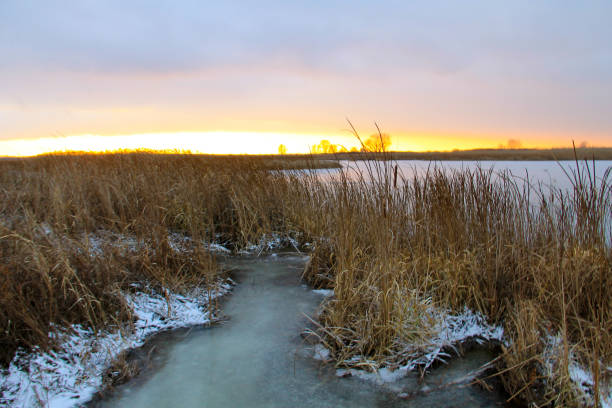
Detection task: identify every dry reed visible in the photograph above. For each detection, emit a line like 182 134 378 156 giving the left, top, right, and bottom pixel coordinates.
0 150 609 407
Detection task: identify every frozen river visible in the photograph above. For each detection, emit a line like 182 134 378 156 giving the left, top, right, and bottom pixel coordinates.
94 254 506 407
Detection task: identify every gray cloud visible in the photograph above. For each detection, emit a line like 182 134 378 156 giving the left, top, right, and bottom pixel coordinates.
2 0 609 78
1 0 611 142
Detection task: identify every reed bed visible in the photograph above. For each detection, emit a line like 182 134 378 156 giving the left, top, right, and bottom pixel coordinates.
0 151 610 407
297 157 611 407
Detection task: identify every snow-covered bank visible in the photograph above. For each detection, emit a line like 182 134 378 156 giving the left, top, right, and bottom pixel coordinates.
239 233 301 255
542 334 612 408
0 281 232 408
0 226 287 408
328 308 503 384
310 301 610 407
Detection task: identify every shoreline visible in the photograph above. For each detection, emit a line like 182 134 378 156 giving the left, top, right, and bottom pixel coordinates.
0 278 232 408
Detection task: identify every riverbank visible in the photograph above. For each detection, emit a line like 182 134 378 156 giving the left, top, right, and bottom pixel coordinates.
0 227 234 407
0 279 231 407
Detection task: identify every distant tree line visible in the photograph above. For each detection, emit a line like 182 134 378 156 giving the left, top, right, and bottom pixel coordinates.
308 134 392 154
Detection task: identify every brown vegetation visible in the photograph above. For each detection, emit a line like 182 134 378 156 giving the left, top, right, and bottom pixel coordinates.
0 150 610 406
301 160 611 406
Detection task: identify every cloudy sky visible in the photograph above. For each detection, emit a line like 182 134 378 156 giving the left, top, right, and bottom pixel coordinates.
1 1 611 154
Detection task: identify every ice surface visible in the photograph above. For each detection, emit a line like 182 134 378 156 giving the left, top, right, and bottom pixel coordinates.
96 255 505 408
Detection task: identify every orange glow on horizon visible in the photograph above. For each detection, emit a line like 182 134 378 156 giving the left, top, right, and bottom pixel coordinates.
0 132 349 157
0 131 601 157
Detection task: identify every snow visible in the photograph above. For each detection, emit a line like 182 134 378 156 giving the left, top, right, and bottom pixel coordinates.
0 282 232 408
313 344 331 362
82 230 142 256
81 230 235 257
433 308 504 347
328 308 610 408
542 333 612 408
331 307 503 385
312 289 334 297
337 365 408 384
205 243 231 253
239 233 300 255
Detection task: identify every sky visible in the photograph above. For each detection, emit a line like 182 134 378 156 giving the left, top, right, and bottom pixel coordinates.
1 0 611 155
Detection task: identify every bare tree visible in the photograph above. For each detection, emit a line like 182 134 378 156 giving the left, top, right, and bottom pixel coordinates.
312 140 339 154
361 133 391 152
506 139 523 149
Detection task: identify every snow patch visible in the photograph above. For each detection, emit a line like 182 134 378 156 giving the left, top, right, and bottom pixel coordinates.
0 281 232 408
204 243 231 253
542 334 611 408
82 230 232 257
82 230 142 257
312 289 334 297
313 344 331 362
334 307 503 385
239 233 300 255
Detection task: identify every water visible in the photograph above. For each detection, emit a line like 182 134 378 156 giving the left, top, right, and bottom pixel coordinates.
315 160 612 191
95 254 506 407
317 159 612 243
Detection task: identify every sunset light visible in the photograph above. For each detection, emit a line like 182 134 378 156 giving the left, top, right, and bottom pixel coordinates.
0 130 600 157
2 2 611 156
0 132 359 157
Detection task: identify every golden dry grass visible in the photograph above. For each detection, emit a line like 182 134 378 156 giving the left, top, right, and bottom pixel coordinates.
0 150 609 406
